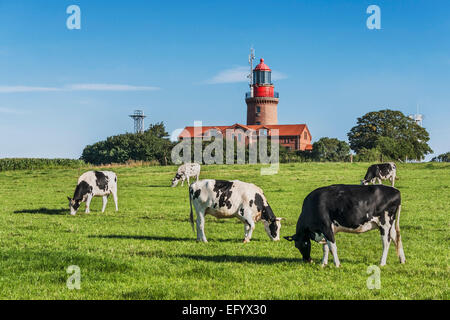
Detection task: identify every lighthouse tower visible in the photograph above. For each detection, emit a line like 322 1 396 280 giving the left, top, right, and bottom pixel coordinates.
246 58 279 125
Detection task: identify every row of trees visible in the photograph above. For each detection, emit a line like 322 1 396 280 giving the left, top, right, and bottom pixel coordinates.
431 152 450 162
306 109 433 162
80 109 436 165
81 123 173 165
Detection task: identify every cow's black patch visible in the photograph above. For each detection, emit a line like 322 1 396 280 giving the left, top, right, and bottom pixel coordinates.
72 181 93 207
249 199 253 207
239 207 245 216
193 189 201 200
255 193 276 223
379 211 386 225
254 193 264 212
213 180 233 209
268 221 278 238
95 171 109 191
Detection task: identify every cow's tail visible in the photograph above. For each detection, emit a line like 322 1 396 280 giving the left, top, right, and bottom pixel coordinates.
189 185 195 233
394 204 405 261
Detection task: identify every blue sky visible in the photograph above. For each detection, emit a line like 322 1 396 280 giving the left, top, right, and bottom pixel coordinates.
0 0 449 160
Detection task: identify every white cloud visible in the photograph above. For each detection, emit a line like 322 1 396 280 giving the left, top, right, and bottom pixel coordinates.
67 83 160 91
0 107 27 115
206 66 249 84
272 71 288 81
0 84 160 93
0 86 59 93
205 66 288 84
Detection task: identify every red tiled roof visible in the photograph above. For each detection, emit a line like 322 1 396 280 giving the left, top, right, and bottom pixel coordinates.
178 123 307 138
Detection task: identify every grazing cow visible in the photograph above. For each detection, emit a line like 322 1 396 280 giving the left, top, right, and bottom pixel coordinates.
171 162 201 187
361 162 397 187
68 171 118 215
284 184 405 267
189 179 283 243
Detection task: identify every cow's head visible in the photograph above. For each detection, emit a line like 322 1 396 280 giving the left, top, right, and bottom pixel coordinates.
284 233 312 263
263 217 283 241
361 180 369 185
171 173 182 187
67 196 81 215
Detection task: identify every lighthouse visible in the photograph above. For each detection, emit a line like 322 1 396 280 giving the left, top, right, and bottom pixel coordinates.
246 58 279 125
179 52 313 152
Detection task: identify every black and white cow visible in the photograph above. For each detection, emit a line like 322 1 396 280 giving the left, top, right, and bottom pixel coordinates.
68 171 118 215
361 162 397 187
285 184 406 267
171 163 201 187
189 179 283 243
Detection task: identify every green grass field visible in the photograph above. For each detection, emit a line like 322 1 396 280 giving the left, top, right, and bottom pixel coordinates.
0 162 448 299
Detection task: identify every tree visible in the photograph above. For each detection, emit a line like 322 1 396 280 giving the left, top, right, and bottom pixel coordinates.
311 137 350 162
347 109 432 161
81 122 174 165
431 152 450 162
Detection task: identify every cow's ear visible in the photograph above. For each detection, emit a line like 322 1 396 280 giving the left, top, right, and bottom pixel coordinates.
284 234 298 241
67 196 71 201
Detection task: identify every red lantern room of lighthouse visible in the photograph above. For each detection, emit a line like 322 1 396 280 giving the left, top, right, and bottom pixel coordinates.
246 58 279 125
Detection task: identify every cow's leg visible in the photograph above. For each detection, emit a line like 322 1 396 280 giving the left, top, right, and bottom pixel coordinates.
181 176 185 187
240 208 255 243
112 190 118 211
196 173 200 181
243 222 251 242
187 175 190 186
85 194 93 213
101 195 108 213
379 231 391 266
379 212 392 266
243 219 255 243
377 177 382 184
391 206 406 263
326 240 341 267
321 244 329 267
390 174 396 187
321 243 329 267
195 209 207 243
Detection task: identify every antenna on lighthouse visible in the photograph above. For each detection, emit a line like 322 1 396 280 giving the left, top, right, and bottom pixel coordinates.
248 47 255 97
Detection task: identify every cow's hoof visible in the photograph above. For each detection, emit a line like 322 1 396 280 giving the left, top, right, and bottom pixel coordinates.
243 239 250 243
321 263 327 268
